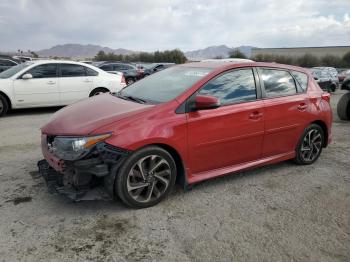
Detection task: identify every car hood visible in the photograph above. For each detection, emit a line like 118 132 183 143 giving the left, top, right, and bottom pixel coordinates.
41 94 153 136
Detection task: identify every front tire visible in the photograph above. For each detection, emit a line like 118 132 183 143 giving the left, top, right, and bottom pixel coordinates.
337 93 350 121
115 146 177 208
0 94 9 117
294 124 324 165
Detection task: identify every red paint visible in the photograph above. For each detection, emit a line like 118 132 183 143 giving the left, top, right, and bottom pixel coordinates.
41 62 332 185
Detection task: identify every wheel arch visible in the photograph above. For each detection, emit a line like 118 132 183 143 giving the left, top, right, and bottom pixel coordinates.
310 120 328 147
89 87 110 97
0 91 12 110
147 143 188 188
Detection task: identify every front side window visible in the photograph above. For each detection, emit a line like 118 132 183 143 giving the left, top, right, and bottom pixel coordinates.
198 69 257 105
291 71 308 91
60 64 86 77
260 69 297 98
26 64 58 78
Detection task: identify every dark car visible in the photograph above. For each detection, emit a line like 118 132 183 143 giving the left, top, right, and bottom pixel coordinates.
337 76 350 120
38 61 332 208
143 63 174 76
311 68 338 92
0 58 18 73
337 69 350 83
98 62 143 85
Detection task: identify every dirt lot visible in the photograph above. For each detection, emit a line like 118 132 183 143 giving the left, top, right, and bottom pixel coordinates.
0 91 349 262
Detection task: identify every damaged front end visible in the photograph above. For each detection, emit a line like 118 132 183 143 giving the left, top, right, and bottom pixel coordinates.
38 134 131 201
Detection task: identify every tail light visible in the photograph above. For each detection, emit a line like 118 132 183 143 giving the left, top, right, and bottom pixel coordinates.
121 74 126 84
321 92 331 103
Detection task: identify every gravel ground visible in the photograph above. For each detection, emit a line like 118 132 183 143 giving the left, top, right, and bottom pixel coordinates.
0 91 349 262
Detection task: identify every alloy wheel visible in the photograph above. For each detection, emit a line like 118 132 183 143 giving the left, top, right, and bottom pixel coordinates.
126 155 171 203
300 129 323 162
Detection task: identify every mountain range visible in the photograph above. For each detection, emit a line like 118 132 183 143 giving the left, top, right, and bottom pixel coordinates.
34 43 256 60
37 44 135 58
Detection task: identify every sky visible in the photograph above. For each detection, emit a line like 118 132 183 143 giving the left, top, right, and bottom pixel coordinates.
0 0 349 52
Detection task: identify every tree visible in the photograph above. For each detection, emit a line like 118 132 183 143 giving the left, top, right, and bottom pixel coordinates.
229 49 247 59
343 51 350 68
94 49 187 64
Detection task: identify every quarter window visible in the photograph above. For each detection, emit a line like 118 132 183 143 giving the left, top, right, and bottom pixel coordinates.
260 69 297 98
291 71 308 91
60 64 86 77
198 69 257 105
27 64 58 78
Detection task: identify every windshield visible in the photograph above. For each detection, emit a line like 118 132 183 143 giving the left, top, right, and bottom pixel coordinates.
119 66 212 103
0 62 32 79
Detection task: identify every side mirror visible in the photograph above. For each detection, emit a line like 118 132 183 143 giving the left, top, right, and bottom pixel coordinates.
193 95 220 111
22 73 33 80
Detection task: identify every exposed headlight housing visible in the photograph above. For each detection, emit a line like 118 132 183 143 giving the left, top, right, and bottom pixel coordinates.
50 133 112 161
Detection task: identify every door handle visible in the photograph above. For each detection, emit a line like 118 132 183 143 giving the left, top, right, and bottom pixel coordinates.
83 79 92 83
47 81 55 85
249 111 263 120
298 103 308 111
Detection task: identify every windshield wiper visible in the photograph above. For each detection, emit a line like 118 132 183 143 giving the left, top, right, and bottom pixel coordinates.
116 92 147 104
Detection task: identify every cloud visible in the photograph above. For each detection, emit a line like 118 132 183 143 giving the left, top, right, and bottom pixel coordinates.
0 0 349 51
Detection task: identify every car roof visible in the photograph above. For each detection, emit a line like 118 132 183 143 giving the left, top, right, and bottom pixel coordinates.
180 61 309 74
25 60 91 65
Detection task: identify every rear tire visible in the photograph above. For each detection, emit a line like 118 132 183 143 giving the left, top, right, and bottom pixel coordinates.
115 146 177 208
0 94 9 117
126 78 135 85
90 88 109 97
330 84 336 92
337 93 350 121
294 124 324 165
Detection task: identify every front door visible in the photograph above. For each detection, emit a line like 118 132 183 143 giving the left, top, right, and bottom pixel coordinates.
13 63 59 107
187 68 265 175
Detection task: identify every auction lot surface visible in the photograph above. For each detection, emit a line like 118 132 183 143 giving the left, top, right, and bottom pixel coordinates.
0 92 349 262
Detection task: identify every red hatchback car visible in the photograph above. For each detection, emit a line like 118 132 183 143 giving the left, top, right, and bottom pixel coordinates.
39 61 332 208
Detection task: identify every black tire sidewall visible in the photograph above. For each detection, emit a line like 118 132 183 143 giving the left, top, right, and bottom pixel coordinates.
337 93 350 121
0 94 9 116
294 124 324 165
115 146 177 208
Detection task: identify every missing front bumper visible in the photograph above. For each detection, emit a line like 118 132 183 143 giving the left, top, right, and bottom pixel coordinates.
37 159 112 201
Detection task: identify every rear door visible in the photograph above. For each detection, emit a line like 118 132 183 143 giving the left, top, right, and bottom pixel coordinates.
258 68 309 157
58 64 93 104
187 68 265 175
13 63 59 107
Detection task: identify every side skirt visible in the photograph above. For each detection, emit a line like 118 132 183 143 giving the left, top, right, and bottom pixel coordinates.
188 151 295 184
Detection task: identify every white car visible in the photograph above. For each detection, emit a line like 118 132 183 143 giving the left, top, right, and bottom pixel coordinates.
0 60 126 116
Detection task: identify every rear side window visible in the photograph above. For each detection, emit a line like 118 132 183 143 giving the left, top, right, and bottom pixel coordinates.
100 64 112 71
27 64 58 78
60 64 86 77
260 69 297 98
291 71 308 91
199 69 257 105
86 67 98 76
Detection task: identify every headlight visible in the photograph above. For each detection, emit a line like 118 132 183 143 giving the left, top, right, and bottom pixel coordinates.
50 133 112 161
